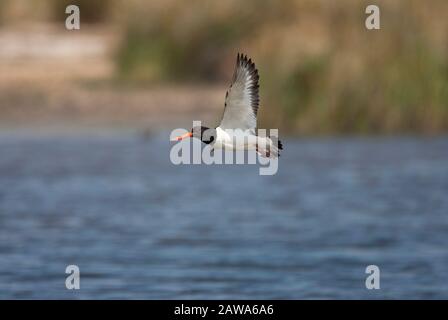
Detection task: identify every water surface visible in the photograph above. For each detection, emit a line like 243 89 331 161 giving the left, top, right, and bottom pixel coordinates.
0 133 447 299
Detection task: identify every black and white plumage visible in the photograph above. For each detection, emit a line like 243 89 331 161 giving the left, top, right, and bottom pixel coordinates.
173 53 282 158
220 53 260 131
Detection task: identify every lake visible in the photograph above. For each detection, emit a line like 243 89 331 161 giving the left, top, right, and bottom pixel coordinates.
0 132 447 299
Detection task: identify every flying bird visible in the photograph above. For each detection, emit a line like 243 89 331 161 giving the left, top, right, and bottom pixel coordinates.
172 53 282 158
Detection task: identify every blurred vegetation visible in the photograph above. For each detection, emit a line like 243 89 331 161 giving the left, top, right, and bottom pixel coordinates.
49 0 113 24
115 0 448 134
0 0 6 25
116 0 290 83
1 0 447 135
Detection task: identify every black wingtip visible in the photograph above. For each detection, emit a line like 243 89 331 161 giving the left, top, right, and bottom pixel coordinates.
228 52 260 117
236 53 258 72
278 140 283 150
237 53 250 63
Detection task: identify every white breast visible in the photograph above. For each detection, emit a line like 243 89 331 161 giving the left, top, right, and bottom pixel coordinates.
214 127 257 151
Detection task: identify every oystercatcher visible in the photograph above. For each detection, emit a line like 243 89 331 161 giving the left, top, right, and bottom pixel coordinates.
172 53 282 158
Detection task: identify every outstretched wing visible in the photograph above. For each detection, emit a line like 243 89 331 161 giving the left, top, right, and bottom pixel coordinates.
219 53 260 131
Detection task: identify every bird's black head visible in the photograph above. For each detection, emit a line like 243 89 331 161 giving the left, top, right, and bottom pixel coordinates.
191 126 216 144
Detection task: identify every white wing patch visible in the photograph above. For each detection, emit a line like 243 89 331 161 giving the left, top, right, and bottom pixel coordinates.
219 53 260 131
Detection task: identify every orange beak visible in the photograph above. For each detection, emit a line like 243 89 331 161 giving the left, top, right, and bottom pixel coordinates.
172 131 192 141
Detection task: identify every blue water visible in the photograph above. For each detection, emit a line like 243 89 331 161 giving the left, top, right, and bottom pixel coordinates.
0 133 447 299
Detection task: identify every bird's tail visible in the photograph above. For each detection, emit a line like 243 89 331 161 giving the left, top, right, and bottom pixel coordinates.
256 136 283 158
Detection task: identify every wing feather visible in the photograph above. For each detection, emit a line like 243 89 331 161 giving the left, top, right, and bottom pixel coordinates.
219 53 260 130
